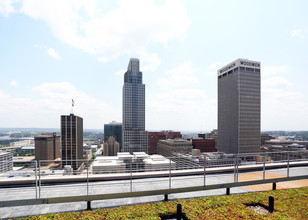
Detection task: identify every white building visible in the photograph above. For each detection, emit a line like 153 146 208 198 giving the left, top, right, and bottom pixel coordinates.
92 152 173 173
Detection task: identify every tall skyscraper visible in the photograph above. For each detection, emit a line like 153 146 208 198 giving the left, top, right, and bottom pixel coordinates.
104 121 122 151
61 114 83 170
217 58 261 154
122 58 148 153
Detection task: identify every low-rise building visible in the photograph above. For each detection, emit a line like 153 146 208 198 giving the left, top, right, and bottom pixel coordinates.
148 131 182 155
92 152 172 173
157 139 192 158
262 143 308 161
144 155 175 171
92 156 126 174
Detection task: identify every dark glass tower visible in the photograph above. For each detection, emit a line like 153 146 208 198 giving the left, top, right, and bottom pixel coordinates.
104 121 122 151
122 58 148 153
61 114 83 170
217 59 261 154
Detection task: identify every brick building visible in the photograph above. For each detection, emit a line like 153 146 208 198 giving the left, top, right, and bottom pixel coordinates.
148 131 182 155
191 138 216 152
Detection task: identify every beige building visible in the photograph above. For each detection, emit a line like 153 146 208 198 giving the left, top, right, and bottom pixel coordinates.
103 137 120 156
34 132 61 164
157 139 192 158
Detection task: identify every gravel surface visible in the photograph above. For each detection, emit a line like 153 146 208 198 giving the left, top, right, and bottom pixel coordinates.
248 205 269 215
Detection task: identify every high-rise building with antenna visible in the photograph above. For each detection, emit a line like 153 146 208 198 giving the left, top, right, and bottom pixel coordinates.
61 113 83 170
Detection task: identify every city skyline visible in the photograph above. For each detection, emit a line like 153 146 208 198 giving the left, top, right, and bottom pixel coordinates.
1 0 308 131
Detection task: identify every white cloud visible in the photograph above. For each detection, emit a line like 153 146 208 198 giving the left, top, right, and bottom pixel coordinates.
147 61 214 131
114 69 126 77
19 0 190 61
262 65 288 76
0 82 120 128
262 76 292 88
261 67 308 130
291 29 305 39
9 80 18 88
0 0 16 17
205 61 222 75
166 61 198 75
157 61 199 89
35 45 61 60
140 53 161 72
47 48 61 60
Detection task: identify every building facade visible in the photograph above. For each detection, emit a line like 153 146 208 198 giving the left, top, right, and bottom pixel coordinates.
61 114 83 170
103 136 120 156
218 58 261 154
191 138 216 152
104 121 122 151
122 58 148 153
0 151 13 173
148 131 183 155
34 132 61 163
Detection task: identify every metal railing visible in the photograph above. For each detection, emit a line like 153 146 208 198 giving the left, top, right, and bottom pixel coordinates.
0 151 307 205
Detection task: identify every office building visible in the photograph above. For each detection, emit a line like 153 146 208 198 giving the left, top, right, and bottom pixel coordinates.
61 114 83 170
218 58 261 154
148 131 183 155
34 132 60 164
103 136 120 156
191 138 216 153
157 139 192 158
0 151 13 173
122 58 148 153
104 121 122 151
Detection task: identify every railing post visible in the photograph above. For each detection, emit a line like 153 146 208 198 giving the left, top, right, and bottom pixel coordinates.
177 203 182 220
226 187 230 195
287 152 290 177
269 196 274 213
203 158 206 188
263 153 266 180
272 182 276 190
87 160 89 196
38 161 41 199
130 161 132 192
169 157 171 189
236 154 239 182
87 201 91 210
35 160 37 199
234 154 238 183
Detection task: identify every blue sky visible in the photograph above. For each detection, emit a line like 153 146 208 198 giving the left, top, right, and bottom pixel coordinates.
0 0 307 131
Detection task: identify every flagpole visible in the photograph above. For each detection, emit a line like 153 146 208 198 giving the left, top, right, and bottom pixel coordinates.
71 99 74 114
